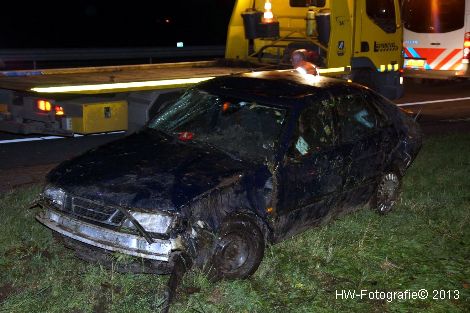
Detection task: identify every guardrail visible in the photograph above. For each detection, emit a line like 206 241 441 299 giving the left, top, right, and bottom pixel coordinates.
0 46 225 69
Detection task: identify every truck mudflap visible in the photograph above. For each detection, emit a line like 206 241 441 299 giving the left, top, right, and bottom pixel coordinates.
36 208 182 261
352 68 404 100
377 71 404 100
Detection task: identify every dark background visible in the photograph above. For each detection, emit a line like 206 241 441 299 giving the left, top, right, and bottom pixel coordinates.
0 1 236 48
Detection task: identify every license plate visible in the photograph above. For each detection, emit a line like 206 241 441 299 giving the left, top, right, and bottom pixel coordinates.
405 59 426 69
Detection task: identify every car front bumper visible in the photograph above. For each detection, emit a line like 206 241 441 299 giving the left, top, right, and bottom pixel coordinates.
36 208 182 262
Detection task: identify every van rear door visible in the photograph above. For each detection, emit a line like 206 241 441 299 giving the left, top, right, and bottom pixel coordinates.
403 0 466 72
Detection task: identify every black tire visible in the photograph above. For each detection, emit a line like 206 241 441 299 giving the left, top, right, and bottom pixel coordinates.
373 172 401 214
210 216 265 280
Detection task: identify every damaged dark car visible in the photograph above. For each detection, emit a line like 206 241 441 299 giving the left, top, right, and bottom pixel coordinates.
36 71 422 281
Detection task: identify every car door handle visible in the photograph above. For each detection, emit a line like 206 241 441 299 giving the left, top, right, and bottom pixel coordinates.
430 42 441 46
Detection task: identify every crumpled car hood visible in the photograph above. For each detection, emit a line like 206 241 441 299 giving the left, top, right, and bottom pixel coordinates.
47 129 253 212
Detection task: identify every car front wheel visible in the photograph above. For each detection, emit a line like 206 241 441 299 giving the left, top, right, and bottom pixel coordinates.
374 172 401 214
210 216 265 280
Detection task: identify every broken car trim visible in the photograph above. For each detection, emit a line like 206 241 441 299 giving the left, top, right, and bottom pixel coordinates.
37 208 182 261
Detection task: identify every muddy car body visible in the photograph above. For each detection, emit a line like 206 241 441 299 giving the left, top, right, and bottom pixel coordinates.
37 71 422 278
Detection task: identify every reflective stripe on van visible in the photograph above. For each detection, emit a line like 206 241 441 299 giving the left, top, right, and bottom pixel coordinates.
404 47 464 71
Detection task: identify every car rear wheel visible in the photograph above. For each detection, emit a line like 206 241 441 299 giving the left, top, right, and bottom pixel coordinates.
210 216 265 280
373 172 401 214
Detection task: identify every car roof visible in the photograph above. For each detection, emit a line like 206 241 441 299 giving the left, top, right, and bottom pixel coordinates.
198 70 357 107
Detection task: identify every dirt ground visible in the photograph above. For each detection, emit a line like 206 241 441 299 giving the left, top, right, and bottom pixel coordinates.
0 163 55 193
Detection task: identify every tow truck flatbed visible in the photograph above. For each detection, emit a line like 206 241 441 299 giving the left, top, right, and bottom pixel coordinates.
0 60 256 94
0 60 262 135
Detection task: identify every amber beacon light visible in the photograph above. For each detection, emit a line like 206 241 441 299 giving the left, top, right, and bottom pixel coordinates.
263 0 274 23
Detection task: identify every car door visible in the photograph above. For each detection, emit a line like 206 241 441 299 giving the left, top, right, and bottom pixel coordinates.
274 96 344 241
332 89 389 210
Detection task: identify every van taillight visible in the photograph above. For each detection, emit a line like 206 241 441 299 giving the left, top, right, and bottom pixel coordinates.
463 32 470 63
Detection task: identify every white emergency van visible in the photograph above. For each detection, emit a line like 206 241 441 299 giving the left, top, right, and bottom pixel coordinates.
402 0 470 79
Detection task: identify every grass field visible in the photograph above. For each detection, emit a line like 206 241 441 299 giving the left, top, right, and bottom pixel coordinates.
1 134 469 312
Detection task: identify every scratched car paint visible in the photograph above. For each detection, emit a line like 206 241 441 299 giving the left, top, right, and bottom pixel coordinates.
36 71 422 282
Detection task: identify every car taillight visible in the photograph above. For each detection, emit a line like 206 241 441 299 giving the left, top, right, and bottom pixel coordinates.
55 105 65 116
37 100 52 112
463 32 470 63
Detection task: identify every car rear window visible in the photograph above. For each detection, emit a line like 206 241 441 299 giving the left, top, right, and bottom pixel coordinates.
402 0 465 33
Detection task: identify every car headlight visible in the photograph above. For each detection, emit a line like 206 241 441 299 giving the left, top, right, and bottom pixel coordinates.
43 186 66 208
122 212 174 234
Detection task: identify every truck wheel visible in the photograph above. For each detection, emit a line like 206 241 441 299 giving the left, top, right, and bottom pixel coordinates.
210 216 265 280
373 172 401 214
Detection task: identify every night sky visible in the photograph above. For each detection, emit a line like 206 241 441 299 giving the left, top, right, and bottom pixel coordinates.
0 1 236 48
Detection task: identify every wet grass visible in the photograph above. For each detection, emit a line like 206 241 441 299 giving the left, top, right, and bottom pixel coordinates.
1 134 469 312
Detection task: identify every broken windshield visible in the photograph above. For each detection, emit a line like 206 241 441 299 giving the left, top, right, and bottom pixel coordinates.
148 88 287 162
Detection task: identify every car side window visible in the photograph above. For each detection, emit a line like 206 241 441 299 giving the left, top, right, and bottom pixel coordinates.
289 99 335 157
335 94 380 143
362 92 391 126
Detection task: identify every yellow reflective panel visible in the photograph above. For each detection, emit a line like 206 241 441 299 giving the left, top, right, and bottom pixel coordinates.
31 77 215 94
72 101 128 134
404 59 425 69
317 67 346 74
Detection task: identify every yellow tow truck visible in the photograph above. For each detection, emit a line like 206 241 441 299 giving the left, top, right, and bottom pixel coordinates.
226 0 404 98
0 0 404 136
